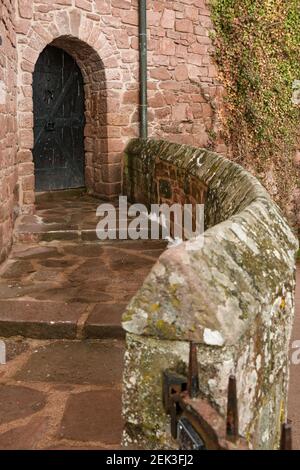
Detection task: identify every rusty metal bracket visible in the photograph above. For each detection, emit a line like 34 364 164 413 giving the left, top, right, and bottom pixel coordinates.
162 369 187 415
162 342 293 450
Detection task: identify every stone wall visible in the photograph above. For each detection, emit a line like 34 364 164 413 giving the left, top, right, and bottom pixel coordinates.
0 0 18 263
122 139 298 450
146 0 226 152
14 0 225 214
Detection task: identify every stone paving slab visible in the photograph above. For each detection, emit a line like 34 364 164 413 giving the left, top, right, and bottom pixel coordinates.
0 337 125 450
14 189 140 244
59 390 122 443
0 384 46 424
0 416 49 450
0 238 165 339
14 339 124 385
0 190 164 448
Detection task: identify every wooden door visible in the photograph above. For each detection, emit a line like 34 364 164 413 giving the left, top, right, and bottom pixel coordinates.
33 46 85 191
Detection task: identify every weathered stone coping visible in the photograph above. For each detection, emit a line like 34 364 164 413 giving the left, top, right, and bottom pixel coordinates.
122 138 298 346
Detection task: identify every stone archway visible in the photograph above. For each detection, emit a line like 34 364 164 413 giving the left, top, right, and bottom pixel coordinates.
17 16 125 215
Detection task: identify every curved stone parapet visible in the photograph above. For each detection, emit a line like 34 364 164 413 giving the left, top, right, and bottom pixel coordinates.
122 138 298 450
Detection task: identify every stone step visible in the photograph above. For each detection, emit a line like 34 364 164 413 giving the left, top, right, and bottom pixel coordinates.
14 214 157 243
0 300 125 340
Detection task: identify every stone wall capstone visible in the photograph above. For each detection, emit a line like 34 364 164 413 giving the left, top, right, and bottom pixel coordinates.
122 138 298 450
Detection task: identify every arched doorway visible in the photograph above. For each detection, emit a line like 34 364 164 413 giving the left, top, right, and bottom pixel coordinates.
33 45 85 192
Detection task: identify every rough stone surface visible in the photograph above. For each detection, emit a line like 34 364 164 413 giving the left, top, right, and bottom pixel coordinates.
14 339 124 385
0 384 46 424
0 0 18 263
0 190 165 339
0 416 49 450
8 0 227 216
122 139 298 450
59 390 122 443
0 337 125 449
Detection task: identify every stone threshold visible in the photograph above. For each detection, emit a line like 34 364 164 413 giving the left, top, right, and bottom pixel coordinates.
0 300 125 340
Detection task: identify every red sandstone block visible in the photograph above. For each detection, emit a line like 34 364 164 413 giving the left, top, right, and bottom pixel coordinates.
23 191 35 205
188 56 206 69
148 92 166 109
18 163 34 177
208 65 218 78
185 6 199 20
120 11 138 26
18 98 32 113
130 37 139 50
19 0 33 20
202 103 213 118
21 60 35 73
190 103 203 119
36 5 54 14
95 0 111 14
154 107 172 119
22 47 39 65
105 126 122 138
21 73 32 85
55 10 70 35
107 114 129 126
159 38 175 56
17 150 32 164
15 19 31 35
21 85 32 98
112 0 131 9
75 0 93 11
107 139 126 152
161 9 175 29
121 50 138 63
159 81 181 91
101 164 122 183
174 64 188 81
188 42 207 55
150 67 171 81
123 89 139 104
19 113 33 129
69 9 81 36
19 129 33 149
95 182 121 197
175 19 193 33
172 103 188 121
114 30 129 49
148 11 161 27
21 175 35 192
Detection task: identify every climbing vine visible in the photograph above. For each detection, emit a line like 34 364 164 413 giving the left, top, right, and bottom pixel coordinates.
210 0 300 223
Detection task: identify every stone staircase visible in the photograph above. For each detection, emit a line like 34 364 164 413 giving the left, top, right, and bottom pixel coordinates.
0 190 166 449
